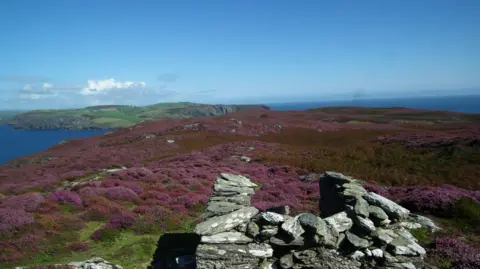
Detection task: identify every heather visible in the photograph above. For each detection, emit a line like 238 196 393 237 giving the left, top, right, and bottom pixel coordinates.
0 108 478 268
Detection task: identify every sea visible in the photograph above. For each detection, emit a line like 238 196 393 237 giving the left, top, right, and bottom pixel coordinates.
1 95 479 165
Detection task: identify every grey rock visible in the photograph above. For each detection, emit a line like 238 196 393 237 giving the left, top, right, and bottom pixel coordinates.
314 249 363 269
214 184 255 196
316 217 328 238
259 225 278 238
235 222 248 233
375 228 399 245
409 214 442 232
320 172 353 217
201 231 253 244
298 213 318 232
196 243 273 269
240 156 251 163
396 227 419 243
204 201 244 218
279 254 294 268
219 173 258 188
391 262 417 269
323 223 340 249
351 250 366 260
343 183 367 198
270 235 305 246
324 211 353 232
400 222 422 230
371 248 383 259
293 249 318 264
261 212 285 225
246 221 260 238
388 235 426 256
354 197 370 218
336 233 346 248
364 248 372 257
364 192 410 220
368 205 389 222
67 258 122 269
345 231 370 249
210 195 252 206
195 207 259 235
281 215 305 239
354 215 376 234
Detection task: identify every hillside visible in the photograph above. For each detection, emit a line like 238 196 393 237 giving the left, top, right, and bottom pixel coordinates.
0 107 479 268
0 110 24 123
4 102 270 130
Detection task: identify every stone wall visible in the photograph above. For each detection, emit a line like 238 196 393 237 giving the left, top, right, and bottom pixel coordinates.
193 172 439 269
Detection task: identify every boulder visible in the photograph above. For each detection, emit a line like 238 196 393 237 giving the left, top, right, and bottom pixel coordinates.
364 192 410 220
204 201 244 218
354 197 369 218
218 173 258 188
195 207 259 235
261 212 285 225
281 215 305 239
324 212 353 232
210 195 251 206
345 231 370 249
298 213 318 232
279 253 294 268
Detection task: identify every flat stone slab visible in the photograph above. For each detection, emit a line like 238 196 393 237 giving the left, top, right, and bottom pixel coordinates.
201 231 253 244
219 173 258 188
364 192 410 220
324 211 353 233
195 207 259 235
196 243 273 269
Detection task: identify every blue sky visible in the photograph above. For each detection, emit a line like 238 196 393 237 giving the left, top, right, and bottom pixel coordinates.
0 0 479 109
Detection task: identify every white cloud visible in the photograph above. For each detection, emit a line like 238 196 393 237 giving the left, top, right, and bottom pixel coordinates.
24 84 32 90
43 83 53 89
81 78 146 95
20 93 45 100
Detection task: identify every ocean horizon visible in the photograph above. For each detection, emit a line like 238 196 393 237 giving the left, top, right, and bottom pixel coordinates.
268 94 480 114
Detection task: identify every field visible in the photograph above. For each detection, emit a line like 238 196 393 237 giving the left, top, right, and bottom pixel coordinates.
5 102 269 130
0 107 479 268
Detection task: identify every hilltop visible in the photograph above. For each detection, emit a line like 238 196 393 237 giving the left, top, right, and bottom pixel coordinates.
0 107 479 268
3 102 270 130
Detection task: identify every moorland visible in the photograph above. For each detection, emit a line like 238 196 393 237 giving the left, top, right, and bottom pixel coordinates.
0 107 479 269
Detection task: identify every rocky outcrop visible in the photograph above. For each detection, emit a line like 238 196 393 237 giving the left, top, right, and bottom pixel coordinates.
193 172 439 269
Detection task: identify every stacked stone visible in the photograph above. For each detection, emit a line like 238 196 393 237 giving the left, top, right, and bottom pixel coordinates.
194 172 437 269
195 173 273 269
319 172 430 269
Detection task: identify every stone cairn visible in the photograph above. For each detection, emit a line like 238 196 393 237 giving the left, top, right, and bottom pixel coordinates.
194 172 439 269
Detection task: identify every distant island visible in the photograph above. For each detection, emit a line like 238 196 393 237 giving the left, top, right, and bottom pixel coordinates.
1 102 270 130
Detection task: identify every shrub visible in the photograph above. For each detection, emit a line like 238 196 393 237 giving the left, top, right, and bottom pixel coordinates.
451 197 480 233
64 242 90 253
433 237 480 269
82 196 123 221
133 205 151 214
108 212 137 229
101 179 144 195
104 186 138 201
48 191 82 207
0 208 35 235
0 192 45 212
60 170 86 181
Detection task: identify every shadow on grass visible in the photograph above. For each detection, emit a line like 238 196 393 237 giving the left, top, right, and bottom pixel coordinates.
148 233 200 269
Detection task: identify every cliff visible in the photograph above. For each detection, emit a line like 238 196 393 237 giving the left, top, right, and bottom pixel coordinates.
5 102 270 130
